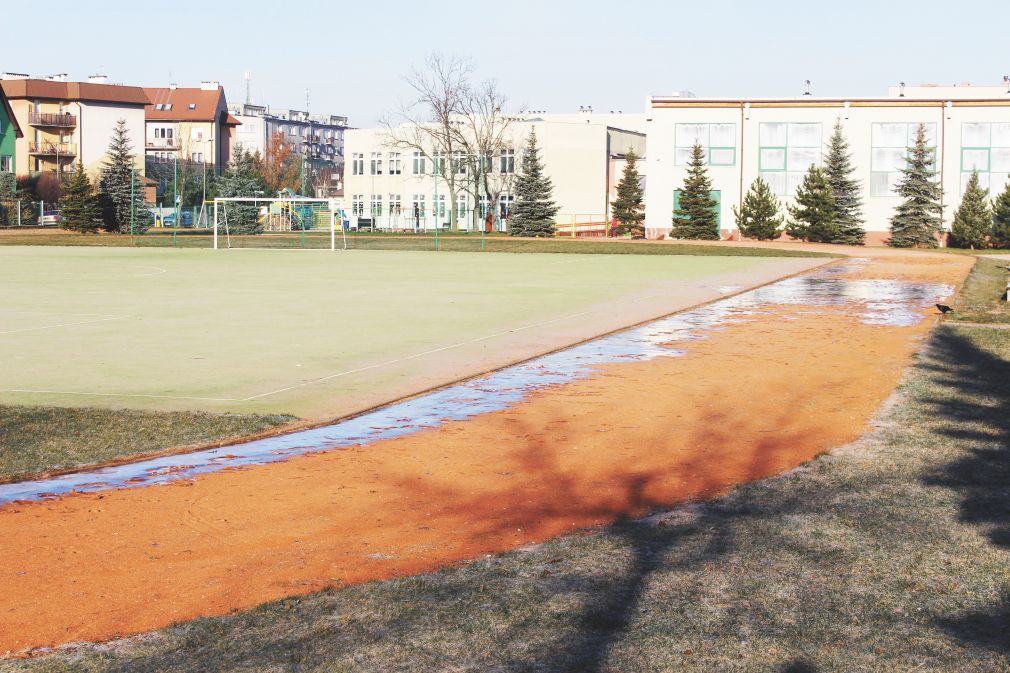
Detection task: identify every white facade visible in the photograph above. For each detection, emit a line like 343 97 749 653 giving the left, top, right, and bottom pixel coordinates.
644 96 1010 243
343 117 644 232
80 101 145 173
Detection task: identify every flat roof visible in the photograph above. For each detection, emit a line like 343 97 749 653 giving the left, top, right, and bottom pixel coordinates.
651 96 1010 108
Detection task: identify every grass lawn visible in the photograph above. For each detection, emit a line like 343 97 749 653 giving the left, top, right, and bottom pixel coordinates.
946 256 1010 324
7 264 1009 671
0 406 293 482
0 229 838 257
0 246 825 420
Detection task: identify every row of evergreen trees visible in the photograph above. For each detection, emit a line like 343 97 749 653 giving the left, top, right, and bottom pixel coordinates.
673 120 868 244
58 119 153 234
948 170 1010 249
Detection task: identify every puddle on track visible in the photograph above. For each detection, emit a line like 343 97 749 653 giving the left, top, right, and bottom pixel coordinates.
0 261 952 506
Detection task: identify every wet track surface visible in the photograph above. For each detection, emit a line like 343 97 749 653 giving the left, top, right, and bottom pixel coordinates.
0 260 952 506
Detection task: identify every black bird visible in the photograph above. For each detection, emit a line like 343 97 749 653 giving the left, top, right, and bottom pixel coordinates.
936 303 954 314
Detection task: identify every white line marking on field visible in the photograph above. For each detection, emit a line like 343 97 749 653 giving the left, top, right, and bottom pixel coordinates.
0 389 241 402
132 265 168 277
0 315 130 335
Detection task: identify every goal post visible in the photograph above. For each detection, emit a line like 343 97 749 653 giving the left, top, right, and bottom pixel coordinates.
212 197 347 251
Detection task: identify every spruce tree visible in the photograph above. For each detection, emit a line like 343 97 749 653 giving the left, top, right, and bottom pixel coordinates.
97 119 152 234
217 149 263 234
509 128 558 237
889 123 943 247
949 170 991 249
671 143 719 239
991 181 1010 248
787 166 837 242
823 119 865 244
59 163 102 233
612 148 644 236
733 177 784 240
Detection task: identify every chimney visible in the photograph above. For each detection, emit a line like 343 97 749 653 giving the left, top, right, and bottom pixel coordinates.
200 80 220 91
88 74 108 84
169 83 177 90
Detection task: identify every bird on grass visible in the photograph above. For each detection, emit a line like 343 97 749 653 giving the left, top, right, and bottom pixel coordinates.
936 304 955 314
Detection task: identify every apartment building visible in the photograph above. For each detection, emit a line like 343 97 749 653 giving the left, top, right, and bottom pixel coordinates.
644 84 1010 243
343 115 644 232
144 82 239 168
0 73 149 177
0 85 22 177
230 103 347 195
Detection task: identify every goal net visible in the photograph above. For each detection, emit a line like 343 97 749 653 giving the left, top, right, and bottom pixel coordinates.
212 197 347 250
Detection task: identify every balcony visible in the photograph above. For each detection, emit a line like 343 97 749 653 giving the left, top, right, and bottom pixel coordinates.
29 112 77 128
28 141 77 157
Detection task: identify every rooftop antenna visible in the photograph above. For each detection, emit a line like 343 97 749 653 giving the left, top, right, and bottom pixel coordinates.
244 71 252 105
803 79 812 96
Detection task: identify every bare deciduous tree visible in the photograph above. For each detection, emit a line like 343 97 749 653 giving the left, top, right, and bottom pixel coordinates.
382 53 519 231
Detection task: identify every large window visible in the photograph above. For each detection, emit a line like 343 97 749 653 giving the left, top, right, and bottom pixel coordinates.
411 194 426 217
351 153 364 176
675 123 736 166
412 151 425 175
499 194 514 219
351 195 363 216
499 148 515 174
434 193 446 219
389 194 402 215
870 122 937 197
370 194 382 217
456 194 467 218
451 151 466 175
388 152 402 175
960 122 1010 194
369 152 383 175
758 122 822 196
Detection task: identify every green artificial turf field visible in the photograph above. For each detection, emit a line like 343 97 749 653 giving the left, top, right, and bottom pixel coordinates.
0 246 826 419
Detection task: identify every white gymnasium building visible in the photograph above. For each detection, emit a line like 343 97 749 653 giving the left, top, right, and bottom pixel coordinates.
644 83 1010 243
342 113 645 233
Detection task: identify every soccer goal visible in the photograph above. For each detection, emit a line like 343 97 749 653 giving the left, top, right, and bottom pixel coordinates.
212 197 347 250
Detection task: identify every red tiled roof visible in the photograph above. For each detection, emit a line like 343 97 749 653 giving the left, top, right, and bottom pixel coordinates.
224 114 241 126
0 79 150 106
144 87 227 122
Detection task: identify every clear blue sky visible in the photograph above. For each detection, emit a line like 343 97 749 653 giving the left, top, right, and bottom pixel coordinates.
7 0 1007 126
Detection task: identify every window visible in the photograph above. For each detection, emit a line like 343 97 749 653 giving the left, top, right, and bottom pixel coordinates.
1 156 12 172
675 123 736 166
432 151 446 175
351 195 364 216
434 194 446 219
960 122 1010 194
456 194 467 218
411 194 426 217
388 152 402 175
351 153 364 175
389 194 402 215
499 148 515 174
451 151 466 175
499 194 514 219
188 103 196 111
870 122 937 197
370 194 382 217
370 152 383 175
191 128 204 141
758 122 822 196
154 103 173 111
412 152 425 175
190 152 204 163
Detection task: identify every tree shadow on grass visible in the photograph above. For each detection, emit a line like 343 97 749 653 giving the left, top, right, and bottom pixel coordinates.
921 327 1010 654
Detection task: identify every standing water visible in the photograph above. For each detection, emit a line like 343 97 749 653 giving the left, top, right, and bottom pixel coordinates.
0 261 952 506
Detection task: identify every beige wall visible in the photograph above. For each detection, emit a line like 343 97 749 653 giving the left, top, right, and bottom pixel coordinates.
644 99 1010 241
344 119 643 230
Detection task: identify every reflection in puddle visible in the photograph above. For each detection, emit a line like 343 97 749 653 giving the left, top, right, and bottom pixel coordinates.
0 261 952 506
